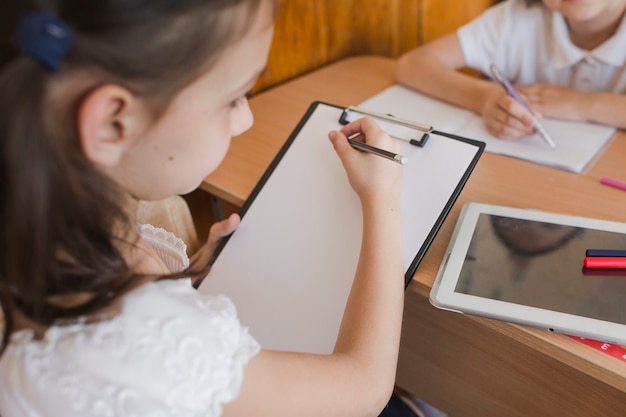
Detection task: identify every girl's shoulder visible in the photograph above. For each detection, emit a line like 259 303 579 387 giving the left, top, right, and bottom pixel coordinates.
139 223 190 272
1 279 260 416
6 278 258 363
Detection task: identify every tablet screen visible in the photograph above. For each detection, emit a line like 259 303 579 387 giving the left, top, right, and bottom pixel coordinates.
456 214 626 325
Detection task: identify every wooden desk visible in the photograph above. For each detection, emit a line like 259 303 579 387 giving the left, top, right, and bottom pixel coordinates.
201 56 626 417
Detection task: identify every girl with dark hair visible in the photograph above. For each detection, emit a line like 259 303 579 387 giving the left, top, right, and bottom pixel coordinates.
0 1 405 415
396 0 626 141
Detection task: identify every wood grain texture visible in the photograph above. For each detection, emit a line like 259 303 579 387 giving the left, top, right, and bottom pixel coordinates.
254 0 494 92
420 0 494 43
397 288 626 417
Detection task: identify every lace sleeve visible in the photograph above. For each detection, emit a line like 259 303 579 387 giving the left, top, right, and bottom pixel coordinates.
87 280 261 415
139 223 190 273
0 279 260 417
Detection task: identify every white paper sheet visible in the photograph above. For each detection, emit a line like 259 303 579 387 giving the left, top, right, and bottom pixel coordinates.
198 102 483 353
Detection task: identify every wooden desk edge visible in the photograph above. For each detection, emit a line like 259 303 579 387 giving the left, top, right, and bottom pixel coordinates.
408 278 626 392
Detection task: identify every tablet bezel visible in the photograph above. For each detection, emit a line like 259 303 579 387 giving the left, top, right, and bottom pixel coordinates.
430 202 626 345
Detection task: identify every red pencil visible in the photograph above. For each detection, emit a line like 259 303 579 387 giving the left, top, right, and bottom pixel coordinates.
583 256 626 269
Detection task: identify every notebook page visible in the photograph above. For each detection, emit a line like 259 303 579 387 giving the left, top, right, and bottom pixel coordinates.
459 116 615 173
358 85 616 173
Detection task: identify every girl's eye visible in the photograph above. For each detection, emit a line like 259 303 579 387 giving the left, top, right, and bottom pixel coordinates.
230 97 243 108
230 92 251 109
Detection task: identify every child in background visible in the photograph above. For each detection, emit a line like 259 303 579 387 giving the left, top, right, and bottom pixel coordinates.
0 1 405 416
395 0 626 141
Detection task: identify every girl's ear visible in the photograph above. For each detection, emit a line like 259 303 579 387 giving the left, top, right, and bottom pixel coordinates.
78 84 145 167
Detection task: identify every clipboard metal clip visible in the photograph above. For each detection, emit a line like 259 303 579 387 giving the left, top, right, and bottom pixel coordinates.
339 105 432 147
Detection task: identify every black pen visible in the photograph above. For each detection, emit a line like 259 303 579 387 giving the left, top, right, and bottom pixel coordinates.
348 138 408 165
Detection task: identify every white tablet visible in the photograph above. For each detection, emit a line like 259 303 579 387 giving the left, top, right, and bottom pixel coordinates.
430 202 626 345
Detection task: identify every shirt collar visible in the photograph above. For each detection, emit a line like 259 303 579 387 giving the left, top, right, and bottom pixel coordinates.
553 12 626 69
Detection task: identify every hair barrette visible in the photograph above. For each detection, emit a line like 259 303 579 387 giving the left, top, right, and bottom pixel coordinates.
15 12 73 72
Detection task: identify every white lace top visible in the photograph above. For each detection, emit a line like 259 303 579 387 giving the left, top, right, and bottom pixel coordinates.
0 225 260 417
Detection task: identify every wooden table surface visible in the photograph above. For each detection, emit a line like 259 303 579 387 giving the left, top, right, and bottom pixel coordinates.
201 56 626 417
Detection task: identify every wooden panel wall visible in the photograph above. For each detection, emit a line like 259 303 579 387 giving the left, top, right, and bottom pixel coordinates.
0 1 494 90
254 0 495 93
420 0 497 43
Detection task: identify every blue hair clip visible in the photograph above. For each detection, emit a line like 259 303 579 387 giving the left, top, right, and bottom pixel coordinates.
15 12 73 72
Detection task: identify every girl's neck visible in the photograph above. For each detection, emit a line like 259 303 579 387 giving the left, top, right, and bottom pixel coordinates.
567 6 626 51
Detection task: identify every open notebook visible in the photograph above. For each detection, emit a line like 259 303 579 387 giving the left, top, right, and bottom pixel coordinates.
198 101 484 354
355 85 615 173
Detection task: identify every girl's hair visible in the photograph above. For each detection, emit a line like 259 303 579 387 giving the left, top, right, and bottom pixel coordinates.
0 0 275 352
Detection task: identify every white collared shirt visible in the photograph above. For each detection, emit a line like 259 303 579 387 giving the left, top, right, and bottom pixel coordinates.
458 0 626 92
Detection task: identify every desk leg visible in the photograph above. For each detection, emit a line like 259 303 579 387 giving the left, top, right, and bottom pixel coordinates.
210 194 225 222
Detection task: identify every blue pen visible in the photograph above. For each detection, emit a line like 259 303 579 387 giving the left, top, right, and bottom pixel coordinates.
586 249 626 257
489 64 556 149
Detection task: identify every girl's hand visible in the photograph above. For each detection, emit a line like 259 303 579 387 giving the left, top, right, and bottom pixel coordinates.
207 213 240 256
518 84 585 121
481 88 536 140
328 117 402 206
190 212 240 271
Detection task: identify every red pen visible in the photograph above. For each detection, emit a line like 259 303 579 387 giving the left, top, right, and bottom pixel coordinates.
583 256 626 269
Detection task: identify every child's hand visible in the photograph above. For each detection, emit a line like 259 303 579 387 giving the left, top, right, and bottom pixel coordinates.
188 213 240 281
518 84 585 121
328 117 402 206
481 89 536 140
207 213 240 255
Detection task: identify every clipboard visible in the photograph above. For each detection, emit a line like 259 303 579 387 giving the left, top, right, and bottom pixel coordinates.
197 101 485 354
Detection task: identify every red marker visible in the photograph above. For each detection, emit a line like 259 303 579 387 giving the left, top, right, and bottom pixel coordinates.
584 256 626 269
